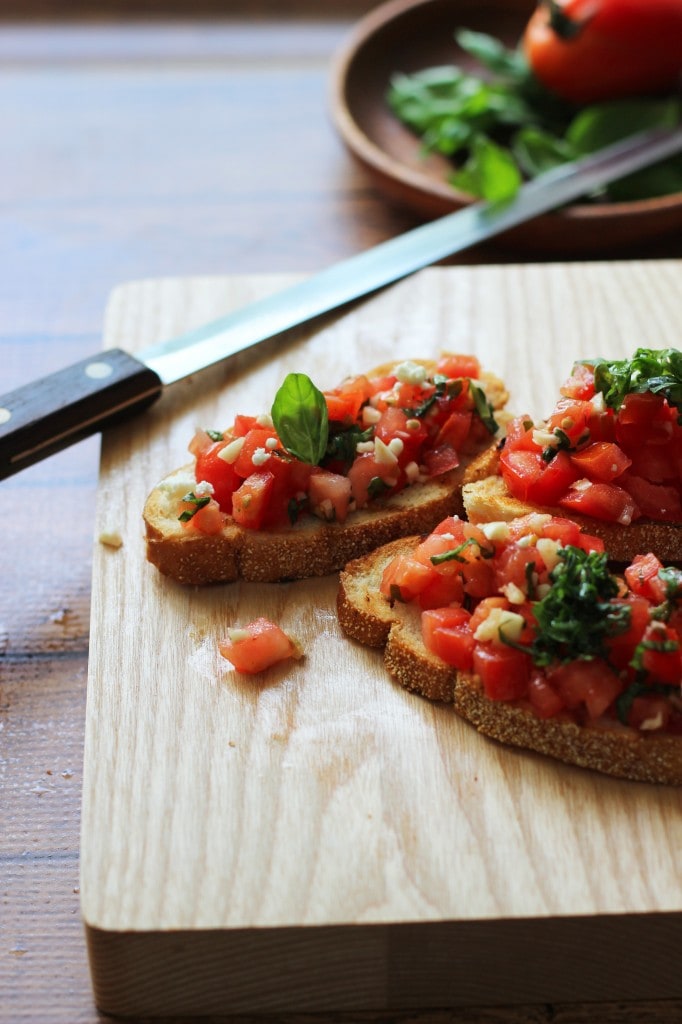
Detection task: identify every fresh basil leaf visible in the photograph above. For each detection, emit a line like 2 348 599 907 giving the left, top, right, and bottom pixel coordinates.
589 348 682 414
567 98 681 153
178 491 211 522
450 133 522 202
271 372 329 466
455 29 528 81
513 126 576 177
469 379 498 434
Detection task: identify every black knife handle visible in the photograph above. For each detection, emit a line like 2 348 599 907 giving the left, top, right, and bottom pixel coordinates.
0 348 163 480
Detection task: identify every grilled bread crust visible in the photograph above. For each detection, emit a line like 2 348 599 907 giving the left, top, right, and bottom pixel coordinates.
337 537 682 786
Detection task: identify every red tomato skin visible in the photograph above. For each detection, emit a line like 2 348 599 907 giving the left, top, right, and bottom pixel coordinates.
570 441 631 483
219 617 301 674
195 441 241 512
231 471 274 529
559 479 639 525
473 643 532 701
625 552 668 603
501 448 581 505
422 606 475 671
523 0 682 104
548 658 623 720
435 353 481 379
527 672 566 719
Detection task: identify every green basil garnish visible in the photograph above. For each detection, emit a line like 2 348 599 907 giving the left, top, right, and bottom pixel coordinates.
178 491 211 522
271 372 329 465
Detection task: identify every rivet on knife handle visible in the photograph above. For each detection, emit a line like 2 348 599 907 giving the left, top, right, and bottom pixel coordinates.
0 349 162 479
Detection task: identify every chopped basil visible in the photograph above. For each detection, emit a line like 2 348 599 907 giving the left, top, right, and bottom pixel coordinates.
616 680 673 725
271 372 329 465
178 491 211 522
469 379 498 434
287 495 308 525
324 424 373 466
206 429 224 442
367 476 391 500
430 536 494 565
524 546 630 667
587 348 682 417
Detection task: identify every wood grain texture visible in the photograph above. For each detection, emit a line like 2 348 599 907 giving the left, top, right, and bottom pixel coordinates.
81 263 682 1016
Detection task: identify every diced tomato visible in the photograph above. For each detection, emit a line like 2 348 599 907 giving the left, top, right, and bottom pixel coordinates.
559 480 639 525
231 470 275 529
380 554 435 603
503 415 539 452
625 552 668 603
422 606 475 671
501 448 580 505
527 672 566 719
179 496 225 535
432 516 468 539
620 475 682 522
494 543 545 595
435 353 481 379
434 410 473 451
417 572 466 610
637 623 682 685
469 596 509 636
570 441 631 483
195 440 241 512
539 517 582 548
374 406 427 464
232 414 259 437
347 452 397 507
473 643 531 701
233 427 278 478
604 595 651 670
548 659 623 720
218 617 302 674
324 376 372 424
546 398 592 448
625 438 680 484
422 444 461 477
188 427 219 458
559 362 595 401
308 469 352 523
616 392 675 446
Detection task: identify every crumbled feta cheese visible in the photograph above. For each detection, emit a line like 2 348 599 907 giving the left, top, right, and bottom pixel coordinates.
265 437 278 450
480 521 511 542
159 473 196 502
218 436 245 463
474 607 526 645
194 480 215 498
394 360 428 385
251 447 271 467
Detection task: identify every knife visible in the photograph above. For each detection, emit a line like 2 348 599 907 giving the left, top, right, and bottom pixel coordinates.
2 125 681 481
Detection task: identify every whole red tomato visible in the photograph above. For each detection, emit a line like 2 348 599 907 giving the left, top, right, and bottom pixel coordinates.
523 0 682 104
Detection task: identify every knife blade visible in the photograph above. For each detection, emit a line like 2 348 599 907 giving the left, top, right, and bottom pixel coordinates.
2 124 681 480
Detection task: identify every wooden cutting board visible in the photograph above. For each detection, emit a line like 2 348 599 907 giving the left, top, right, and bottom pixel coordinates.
81 262 682 1018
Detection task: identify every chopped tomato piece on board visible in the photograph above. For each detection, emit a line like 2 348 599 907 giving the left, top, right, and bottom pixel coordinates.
219 617 302 674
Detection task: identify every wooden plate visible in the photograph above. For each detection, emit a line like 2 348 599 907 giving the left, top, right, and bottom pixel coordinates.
330 0 682 253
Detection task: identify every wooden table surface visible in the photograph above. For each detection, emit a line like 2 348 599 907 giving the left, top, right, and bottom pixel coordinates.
1 4 681 1023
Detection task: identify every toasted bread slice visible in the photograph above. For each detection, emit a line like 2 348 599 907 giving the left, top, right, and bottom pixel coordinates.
462 446 682 564
337 537 682 786
144 365 508 585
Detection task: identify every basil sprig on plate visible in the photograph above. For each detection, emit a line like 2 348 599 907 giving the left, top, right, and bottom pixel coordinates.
271 372 329 465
